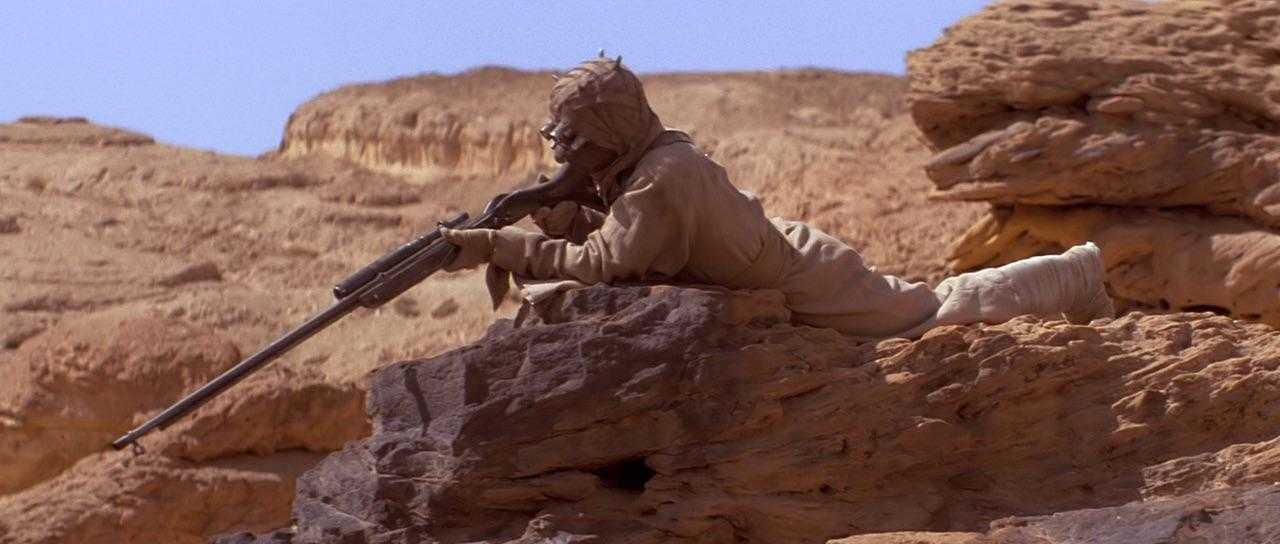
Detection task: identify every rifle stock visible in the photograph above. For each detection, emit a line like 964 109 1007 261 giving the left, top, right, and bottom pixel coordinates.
111 162 598 451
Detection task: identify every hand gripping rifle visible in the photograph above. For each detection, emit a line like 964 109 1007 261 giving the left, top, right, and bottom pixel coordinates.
111 162 601 451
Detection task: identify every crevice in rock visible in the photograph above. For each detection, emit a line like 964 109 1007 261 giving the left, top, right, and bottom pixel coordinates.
590 456 655 493
1179 304 1231 317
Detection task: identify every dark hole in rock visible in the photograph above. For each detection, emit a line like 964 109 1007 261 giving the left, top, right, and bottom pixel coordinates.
819 484 835 495
591 457 654 492
1180 304 1231 316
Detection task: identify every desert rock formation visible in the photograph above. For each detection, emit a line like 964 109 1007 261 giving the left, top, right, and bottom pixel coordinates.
1 66 974 543
907 0 1280 324
9 2 1280 539
226 285 1280 543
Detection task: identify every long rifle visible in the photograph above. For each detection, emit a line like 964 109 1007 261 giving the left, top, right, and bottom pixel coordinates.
111 162 600 451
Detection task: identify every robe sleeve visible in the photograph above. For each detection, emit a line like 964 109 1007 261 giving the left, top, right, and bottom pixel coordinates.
489 175 692 284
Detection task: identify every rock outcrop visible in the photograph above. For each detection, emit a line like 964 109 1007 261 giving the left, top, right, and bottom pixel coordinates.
229 285 1280 543
907 0 1280 325
0 449 326 544
0 314 241 495
0 310 368 542
280 68 553 182
946 206 1280 321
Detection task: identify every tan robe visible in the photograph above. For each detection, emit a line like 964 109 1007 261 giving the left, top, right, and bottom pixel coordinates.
490 132 945 338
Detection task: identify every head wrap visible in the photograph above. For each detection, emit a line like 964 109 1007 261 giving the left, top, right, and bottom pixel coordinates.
547 54 665 203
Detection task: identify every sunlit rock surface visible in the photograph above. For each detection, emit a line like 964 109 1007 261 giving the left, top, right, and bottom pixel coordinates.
908 0 1280 325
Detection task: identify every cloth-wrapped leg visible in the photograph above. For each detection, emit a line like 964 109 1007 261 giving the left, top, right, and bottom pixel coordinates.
896 242 1113 338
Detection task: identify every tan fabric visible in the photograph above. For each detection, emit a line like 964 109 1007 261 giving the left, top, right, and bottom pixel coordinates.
769 219 943 337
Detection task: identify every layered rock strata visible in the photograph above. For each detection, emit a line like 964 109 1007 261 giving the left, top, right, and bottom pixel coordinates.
907 0 1280 324
228 285 1280 543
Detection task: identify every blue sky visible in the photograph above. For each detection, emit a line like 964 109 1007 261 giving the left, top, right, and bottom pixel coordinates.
0 2 989 156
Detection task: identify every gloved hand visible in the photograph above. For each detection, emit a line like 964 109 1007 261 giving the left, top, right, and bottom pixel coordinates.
532 203 607 243
532 201 583 238
440 228 496 272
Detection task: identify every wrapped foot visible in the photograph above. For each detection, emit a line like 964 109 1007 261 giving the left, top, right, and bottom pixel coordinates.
1063 242 1114 324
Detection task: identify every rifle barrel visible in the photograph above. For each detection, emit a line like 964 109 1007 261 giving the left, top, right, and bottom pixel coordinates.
111 295 361 450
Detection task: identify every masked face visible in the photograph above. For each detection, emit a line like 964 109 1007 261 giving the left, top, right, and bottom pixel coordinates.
545 56 661 201
540 119 619 172
539 120 579 164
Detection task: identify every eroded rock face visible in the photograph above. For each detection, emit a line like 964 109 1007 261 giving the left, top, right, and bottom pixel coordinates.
0 311 369 543
984 485 1280 543
0 449 325 544
906 0 1280 325
908 0 1280 216
279 68 553 182
0 313 240 495
232 285 1280 543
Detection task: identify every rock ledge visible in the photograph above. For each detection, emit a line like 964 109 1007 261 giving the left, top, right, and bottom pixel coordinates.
227 284 1280 544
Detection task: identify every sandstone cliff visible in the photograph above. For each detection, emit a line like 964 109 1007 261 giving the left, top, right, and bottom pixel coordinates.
907 0 1280 325
222 285 1280 544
